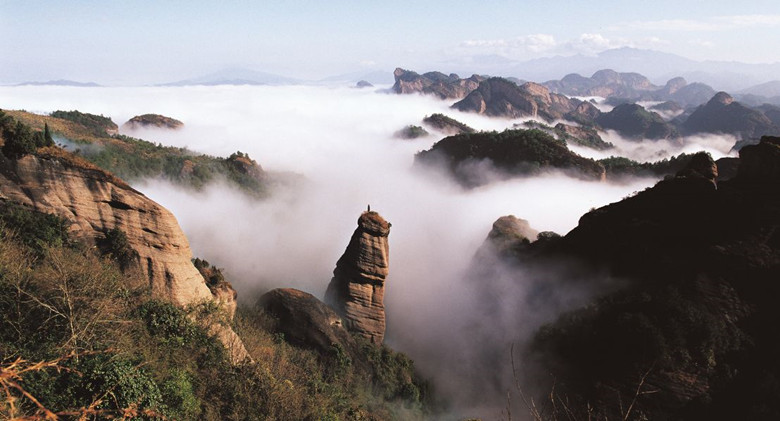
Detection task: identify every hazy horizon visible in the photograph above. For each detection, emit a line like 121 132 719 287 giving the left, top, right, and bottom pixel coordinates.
2 1 780 86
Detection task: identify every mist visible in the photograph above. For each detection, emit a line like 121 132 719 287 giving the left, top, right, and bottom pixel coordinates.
0 83 735 417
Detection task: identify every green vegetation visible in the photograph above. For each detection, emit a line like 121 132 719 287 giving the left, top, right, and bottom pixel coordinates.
523 120 613 150
5 110 271 198
394 125 429 139
599 153 698 179
415 128 605 187
422 113 475 134
0 205 431 420
596 103 679 140
50 110 118 137
0 110 54 157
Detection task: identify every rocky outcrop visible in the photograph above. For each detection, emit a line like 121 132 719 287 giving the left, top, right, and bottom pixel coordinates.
682 92 780 139
0 152 211 305
596 103 680 140
544 69 657 99
452 78 582 122
544 71 714 107
414 129 606 187
0 148 249 361
422 113 475 135
325 211 391 344
122 114 184 130
392 68 484 99
257 288 356 355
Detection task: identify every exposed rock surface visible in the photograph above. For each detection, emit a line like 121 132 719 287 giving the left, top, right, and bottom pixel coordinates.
257 288 357 355
544 71 715 107
122 114 184 130
0 149 249 362
422 113 475 135
682 92 779 139
452 78 582 122
545 69 657 99
325 211 391 344
355 80 373 88
392 68 484 99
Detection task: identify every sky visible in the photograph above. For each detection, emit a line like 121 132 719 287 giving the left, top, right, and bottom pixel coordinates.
2 0 780 84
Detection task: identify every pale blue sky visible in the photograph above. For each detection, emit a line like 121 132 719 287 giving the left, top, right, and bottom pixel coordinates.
2 0 780 84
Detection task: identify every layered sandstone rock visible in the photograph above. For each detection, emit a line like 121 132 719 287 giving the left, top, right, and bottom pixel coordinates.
392 68 484 99
0 150 248 361
0 153 211 305
325 211 390 344
452 77 582 122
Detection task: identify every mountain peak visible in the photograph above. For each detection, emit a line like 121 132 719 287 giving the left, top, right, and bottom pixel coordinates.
710 91 735 105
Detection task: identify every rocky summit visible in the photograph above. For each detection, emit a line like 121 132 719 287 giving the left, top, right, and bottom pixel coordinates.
325 211 391 344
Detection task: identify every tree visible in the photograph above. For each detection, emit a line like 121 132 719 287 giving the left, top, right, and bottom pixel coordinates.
43 123 54 146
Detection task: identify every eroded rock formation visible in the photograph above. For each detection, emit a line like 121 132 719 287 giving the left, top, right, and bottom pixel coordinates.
392 68 484 99
0 149 248 362
325 211 390 344
257 288 356 355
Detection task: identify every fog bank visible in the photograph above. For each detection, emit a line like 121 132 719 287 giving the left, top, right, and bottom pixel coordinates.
2 84 734 417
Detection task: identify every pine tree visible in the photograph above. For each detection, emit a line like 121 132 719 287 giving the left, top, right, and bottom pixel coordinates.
43 123 54 146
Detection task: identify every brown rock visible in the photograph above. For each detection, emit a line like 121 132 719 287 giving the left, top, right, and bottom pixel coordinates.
0 151 250 362
257 288 356 355
325 211 390 344
122 114 184 130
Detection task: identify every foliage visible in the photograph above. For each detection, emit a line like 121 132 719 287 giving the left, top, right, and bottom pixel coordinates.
599 153 697 179
50 110 117 137
99 227 139 270
0 211 431 419
415 128 605 187
395 125 429 139
0 202 71 256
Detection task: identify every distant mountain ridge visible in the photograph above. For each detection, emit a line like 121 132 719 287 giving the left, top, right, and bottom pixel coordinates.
15 79 101 87
444 47 780 92
162 67 300 86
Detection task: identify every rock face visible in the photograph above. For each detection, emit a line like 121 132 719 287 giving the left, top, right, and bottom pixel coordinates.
257 288 356 355
325 211 391 344
544 70 715 107
392 68 485 99
0 152 213 306
122 114 184 130
452 78 582 122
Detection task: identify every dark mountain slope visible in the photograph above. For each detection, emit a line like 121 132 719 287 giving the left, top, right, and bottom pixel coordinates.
518 137 780 419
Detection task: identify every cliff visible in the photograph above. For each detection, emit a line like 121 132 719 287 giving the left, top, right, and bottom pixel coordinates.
325 211 391 344
452 78 583 122
0 147 248 362
392 68 484 99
